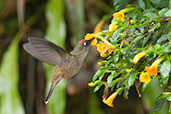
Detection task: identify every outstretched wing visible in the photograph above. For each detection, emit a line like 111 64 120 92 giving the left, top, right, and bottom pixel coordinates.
23 37 71 66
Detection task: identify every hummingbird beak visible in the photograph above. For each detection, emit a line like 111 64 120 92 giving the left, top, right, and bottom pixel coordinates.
78 39 87 43
78 38 94 45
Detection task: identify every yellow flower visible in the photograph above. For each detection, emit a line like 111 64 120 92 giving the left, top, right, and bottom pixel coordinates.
96 42 108 54
139 72 151 83
94 20 104 34
133 52 146 64
100 53 108 57
119 8 129 14
103 91 119 107
107 49 114 54
109 22 118 32
88 82 95 87
130 19 135 24
145 58 163 76
124 41 129 45
163 92 171 95
113 12 125 22
84 33 97 46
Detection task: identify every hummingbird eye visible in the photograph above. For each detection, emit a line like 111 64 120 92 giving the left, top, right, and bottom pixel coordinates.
83 42 87 46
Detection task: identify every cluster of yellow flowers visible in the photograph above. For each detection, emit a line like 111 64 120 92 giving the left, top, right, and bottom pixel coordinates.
86 8 130 107
84 8 129 57
133 51 163 83
100 51 163 107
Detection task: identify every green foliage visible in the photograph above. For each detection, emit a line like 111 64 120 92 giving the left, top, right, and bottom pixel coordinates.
160 60 170 84
0 39 24 114
88 90 104 114
45 0 66 114
153 94 166 112
90 0 171 112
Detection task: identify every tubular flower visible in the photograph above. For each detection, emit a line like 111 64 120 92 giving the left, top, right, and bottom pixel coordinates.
133 52 146 64
124 41 129 45
84 33 97 46
94 20 104 34
109 22 118 32
103 91 119 107
119 8 129 14
139 72 151 83
96 42 108 54
113 12 125 22
145 58 163 76
107 49 114 54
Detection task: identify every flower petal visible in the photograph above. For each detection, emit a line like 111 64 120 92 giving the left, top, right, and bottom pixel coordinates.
84 33 95 40
145 58 163 76
109 22 118 32
113 12 125 22
94 20 104 34
139 72 151 83
91 38 97 46
102 91 119 107
96 43 108 54
119 8 129 14
133 52 146 64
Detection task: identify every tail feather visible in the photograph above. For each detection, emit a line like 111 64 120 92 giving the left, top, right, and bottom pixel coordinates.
44 83 56 104
44 74 62 104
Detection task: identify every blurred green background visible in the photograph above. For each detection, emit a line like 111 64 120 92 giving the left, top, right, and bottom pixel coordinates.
0 0 169 114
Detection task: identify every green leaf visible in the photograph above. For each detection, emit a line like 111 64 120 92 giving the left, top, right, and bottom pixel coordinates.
45 0 66 48
157 0 170 8
142 80 168 113
111 27 125 42
150 0 160 5
88 90 104 114
153 44 161 50
94 83 103 92
165 9 171 17
89 80 102 87
160 60 170 83
138 0 145 10
93 68 104 82
128 73 137 88
45 0 66 114
157 33 170 43
153 94 166 112
158 8 168 16
133 35 144 42
114 54 120 63
113 0 129 11
169 103 171 113
144 12 158 21
148 23 161 32
107 73 115 87
0 41 24 114
123 88 128 99
65 0 85 40
141 82 150 92
164 94 171 101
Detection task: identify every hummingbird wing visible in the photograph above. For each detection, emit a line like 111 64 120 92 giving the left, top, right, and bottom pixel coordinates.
23 37 72 66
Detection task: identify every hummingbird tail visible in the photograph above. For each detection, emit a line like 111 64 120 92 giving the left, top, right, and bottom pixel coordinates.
44 83 56 104
44 74 62 104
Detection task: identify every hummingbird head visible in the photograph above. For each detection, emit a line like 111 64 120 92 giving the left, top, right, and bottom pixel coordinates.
71 38 93 64
78 38 93 49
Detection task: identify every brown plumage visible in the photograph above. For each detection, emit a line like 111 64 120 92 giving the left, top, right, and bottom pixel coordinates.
23 37 92 104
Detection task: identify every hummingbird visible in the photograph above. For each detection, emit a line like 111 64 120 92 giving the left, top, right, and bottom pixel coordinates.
23 37 93 104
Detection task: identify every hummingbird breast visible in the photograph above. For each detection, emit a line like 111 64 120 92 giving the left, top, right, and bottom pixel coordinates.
61 58 81 78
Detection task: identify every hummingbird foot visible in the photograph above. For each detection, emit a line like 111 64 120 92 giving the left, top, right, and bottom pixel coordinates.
44 74 62 104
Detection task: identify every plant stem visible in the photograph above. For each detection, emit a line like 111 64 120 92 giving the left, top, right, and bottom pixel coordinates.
94 34 115 48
